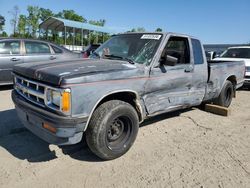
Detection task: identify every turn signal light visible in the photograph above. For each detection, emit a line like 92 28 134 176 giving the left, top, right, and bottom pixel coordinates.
62 90 71 112
42 123 57 133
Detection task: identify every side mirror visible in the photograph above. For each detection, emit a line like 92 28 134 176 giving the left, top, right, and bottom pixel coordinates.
161 55 178 66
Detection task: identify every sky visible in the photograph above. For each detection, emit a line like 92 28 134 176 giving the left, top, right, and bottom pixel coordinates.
0 0 249 44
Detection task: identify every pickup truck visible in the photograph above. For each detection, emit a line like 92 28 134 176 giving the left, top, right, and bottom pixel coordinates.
214 46 250 87
11 32 245 160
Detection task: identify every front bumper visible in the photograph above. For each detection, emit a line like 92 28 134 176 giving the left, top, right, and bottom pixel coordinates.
244 79 250 86
244 75 250 86
12 90 88 145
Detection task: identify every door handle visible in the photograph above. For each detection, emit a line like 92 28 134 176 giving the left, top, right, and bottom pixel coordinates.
11 58 20 61
50 56 56 60
184 69 191 73
184 67 193 73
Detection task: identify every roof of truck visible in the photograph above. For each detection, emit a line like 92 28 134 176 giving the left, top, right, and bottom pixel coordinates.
115 32 196 39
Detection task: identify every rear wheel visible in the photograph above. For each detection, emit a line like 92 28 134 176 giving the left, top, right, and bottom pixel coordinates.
214 80 234 107
86 100 139 160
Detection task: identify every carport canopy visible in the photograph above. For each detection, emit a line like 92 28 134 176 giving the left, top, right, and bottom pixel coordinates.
39 17 121 46
39 17 118 34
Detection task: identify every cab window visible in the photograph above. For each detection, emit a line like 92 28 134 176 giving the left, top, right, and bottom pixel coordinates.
162 36 190 65
191 39 204 64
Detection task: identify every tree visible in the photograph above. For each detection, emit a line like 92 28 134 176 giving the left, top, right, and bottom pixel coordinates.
0 31 8 37
129 27 146 32
155 28 163 32
56 10 86 22
0 15 5 31
89 19 106 26
17 14 27 36
39 8 54 22
27 6 40 38
9 5 20 35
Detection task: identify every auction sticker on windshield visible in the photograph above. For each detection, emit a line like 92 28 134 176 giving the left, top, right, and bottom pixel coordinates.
141 34 161 40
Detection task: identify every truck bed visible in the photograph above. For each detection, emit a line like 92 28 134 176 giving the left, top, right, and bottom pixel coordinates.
204 61 245 101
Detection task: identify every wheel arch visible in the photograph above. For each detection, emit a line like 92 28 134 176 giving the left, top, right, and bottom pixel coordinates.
226 75 237 97
84 90 145 131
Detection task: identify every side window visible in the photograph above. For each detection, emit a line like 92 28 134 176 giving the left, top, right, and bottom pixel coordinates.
162 37 190 65
25 41 51 54
0 40 20 55
51 45 63 54
191 39 204 65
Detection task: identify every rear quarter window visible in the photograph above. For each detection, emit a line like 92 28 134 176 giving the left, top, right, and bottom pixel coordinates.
191 39 204 65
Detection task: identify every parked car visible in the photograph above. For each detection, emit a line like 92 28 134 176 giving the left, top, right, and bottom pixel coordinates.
82 44 100 58
12 32 245 160
214 46 250 87
0 38 82 85
205 51 217 61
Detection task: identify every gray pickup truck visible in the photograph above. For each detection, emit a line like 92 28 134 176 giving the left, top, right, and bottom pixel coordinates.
12 32 245 160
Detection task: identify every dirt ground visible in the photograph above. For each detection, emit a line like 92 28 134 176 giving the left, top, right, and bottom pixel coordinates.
0 86 250 188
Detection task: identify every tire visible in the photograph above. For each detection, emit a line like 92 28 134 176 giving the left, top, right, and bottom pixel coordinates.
85 100 139 160
214 80 234 107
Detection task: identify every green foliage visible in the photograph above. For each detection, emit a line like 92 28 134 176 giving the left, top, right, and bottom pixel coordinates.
0 15 5 31
128 27 146 32
0 31 8 37
17 14 26 36
39 8 54 22
56 10 86 22
155 28 163 32
88 19 106 26
27 6 40 38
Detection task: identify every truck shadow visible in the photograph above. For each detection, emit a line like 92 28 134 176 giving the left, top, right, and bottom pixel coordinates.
69 108 194 162
0 85 13 91
0 109 58 162
0 108 194 163
0 109 100 162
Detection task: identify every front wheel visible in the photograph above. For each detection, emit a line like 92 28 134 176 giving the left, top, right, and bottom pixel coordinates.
86 100 139 160
214 80 234 107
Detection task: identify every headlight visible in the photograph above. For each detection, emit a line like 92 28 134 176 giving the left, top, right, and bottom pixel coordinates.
51 90 61 107
46 88 71 113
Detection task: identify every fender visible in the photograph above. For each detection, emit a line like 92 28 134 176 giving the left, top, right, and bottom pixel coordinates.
83 89 146 131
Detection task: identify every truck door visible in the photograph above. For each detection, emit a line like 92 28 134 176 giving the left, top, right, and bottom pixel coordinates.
0 39 23 84
189 38 207 105
143 36 194 115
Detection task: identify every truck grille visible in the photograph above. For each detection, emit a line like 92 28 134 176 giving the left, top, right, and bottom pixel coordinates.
14 75 46 107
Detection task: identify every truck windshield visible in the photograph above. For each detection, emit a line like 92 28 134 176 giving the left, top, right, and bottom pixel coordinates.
220 48 250 58
92 33 163 65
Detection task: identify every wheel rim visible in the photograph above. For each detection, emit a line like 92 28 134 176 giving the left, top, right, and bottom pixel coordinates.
225 87 232 106
106 116 132 150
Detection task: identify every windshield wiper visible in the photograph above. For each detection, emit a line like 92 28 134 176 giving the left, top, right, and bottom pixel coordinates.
104 54 135 64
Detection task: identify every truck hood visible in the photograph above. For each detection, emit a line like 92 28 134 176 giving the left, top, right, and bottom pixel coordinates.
213 57 250 67
13 58 144 86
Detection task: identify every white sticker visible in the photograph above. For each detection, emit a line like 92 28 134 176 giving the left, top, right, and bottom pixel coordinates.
141 34 161 40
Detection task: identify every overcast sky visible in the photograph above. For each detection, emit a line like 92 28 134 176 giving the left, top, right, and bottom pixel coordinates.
0 0 249 44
